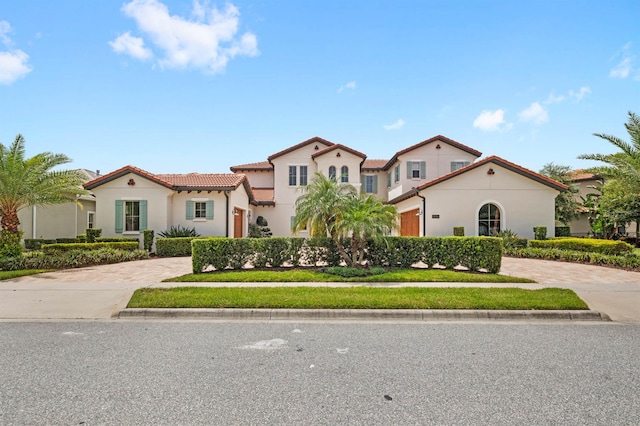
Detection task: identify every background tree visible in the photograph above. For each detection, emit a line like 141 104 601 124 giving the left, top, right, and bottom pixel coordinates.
539 162 580 225
0 135 88 246
599 178 640 238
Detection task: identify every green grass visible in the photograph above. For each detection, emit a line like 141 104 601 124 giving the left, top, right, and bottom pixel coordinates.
165 268 535 283
0 270 49 280
128 286 587 310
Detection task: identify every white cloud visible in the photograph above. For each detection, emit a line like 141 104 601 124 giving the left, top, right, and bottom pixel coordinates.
337 81 356 93
109 32 153 60
569 86 591 102
519 102 548 125
610 43 634 79
473 109 505 131
112 0 258 73
383 119 405 130
0 21 32 84
544 93 565 104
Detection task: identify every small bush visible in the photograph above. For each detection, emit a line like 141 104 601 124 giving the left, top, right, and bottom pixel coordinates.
156 237 203 257
86 228 102 243
158 225 200 238
533 226 547 240
555 226 571 237
41 242 139 254
24 239 56 250
0 232 23 258
143 230 154 252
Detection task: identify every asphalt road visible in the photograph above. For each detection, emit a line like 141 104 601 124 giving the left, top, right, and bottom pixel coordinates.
1 321 639 425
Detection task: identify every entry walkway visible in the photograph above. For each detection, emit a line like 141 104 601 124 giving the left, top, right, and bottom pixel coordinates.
1 257 639 322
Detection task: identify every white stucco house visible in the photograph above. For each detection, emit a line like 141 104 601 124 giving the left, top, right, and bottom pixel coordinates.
83 165 256 239
84 135 567 240
230 135 567 239
19 169 98 240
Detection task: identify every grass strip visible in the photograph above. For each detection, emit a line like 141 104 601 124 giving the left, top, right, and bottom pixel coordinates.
128 287 587 310
0 270 49 280
165 269 535 283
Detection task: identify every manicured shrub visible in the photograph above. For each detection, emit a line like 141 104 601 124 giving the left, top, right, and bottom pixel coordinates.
156 237 203 257
86 228 102 243
555 226 571 237
23 248 148 270
41 241 139 254
56 238 80 244
506 247 640 272
0 231 23 258
24 239 56 250
143 230 154 252
529 238 633 256
533 226 547 240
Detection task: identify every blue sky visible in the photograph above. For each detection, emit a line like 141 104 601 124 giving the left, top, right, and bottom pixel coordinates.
1 0 639 176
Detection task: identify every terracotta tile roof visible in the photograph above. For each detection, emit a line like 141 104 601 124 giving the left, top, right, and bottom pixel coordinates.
83 165 174 190
382 135 482 171
362 159 388 170
388 155 568 204
311 143 367 160
568 169 601 182
229 161 273 172
267 136 334 162
251 187 275 205
84 166 256 204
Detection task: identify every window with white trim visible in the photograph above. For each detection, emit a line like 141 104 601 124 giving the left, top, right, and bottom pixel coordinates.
87 212 95 229
195 202 207 218
341 166 349 183
289 165 308 186
407 161 426 179
394 165 400 183
451 161 470 172
125 201 140 232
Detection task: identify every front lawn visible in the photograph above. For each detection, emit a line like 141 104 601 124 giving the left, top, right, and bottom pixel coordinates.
0 270 49 280
128 287 587 310
165 268 535 283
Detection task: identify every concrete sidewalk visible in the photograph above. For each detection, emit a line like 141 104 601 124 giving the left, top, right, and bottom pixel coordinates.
1 256 639 323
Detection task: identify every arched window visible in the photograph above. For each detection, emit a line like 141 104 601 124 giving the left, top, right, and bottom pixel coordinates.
341 166 349 183
478 203 501 236
328 166 336 179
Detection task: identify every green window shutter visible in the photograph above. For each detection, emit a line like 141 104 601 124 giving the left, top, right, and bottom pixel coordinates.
186 201 194 220
372 176 378 193
406 161 413 179
140 200 148 230
420 161 426 179
115 200 123 233
206 200 214 220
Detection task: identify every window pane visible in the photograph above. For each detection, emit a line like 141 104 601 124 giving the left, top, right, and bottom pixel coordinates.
125 201 140 231
478 203 500 236
341 166 349 183
329 166 336 179
300 166 308 186
289 166 297 186
195 202 206 218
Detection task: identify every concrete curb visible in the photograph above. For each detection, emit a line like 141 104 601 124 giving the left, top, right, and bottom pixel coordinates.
118 308 611 321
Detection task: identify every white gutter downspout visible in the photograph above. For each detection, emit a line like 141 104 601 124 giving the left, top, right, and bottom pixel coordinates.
32 206 37 239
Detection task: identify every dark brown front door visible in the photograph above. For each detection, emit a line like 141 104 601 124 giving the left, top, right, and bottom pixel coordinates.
234 208 244 238
400 209 420 236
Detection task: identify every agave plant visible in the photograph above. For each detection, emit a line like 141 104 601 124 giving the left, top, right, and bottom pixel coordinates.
158 225 200 238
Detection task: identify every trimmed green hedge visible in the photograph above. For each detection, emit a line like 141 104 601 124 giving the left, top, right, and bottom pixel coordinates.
505 247 640 271
0 248 148 271
24 239 57 250
191 236 503 274
529 238 633 256
41 242 140 254
156 237 206 257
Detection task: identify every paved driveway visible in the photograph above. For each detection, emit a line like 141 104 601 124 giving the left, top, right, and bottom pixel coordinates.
1 257 639 322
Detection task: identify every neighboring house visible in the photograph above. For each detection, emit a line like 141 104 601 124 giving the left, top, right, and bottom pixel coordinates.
231 135 567 239
567 170 637 238
19 169 98 240
83 165 256 240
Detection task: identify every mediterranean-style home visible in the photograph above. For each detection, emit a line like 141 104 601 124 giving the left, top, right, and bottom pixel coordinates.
19 169 98 240
82 135 567 241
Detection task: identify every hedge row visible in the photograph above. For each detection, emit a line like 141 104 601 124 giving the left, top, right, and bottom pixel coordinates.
41 241 140 254
156 237 206 257
505 247 640 271
0 248 149 271
191 236 502 274
529 238 634 256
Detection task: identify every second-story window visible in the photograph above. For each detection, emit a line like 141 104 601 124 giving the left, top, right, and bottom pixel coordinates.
299 165 308 186
341 166 349 183
289 166 297 186
364 175 378 193
394 165 400 183
407 161 426 179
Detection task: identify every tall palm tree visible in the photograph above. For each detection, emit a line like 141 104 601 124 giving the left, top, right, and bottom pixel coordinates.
0 134 88 236
578 111 640 184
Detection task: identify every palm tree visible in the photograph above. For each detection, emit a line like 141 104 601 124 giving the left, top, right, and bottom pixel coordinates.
0 134 88 236
292 173 399 267
578 111 640 184
334 194 399 265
